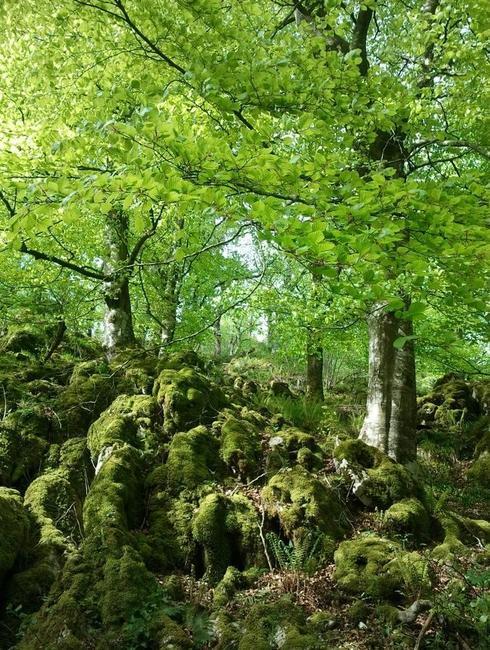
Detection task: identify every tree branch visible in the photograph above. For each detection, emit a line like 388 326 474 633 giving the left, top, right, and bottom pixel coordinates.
19 242 108 281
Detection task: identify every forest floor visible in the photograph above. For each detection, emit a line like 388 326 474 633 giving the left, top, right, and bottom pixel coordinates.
0 325 488 649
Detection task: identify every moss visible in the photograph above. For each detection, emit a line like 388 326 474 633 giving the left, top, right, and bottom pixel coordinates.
0 419 48 488
55 372 116 437
467 452 490 487
334 535 402 599
87 393 160 459
375 604 400 626
157 349 205 371
432 512 490 561
334 535 432 600
220 415 261 477
83 445 143 539
109 351 158 395
138 467 184 571
153 366 225 433
363 459 421 509
238 599 315 650
262 465 344 540
100 546 156 627
24 469 80 550
192 492 261 584
385 551 432 598
0 487 30 583
192 493 231 584
267 427 324 472
0 325 47 354
347 599 370 625
418 376 480 428
334 439 422 509
307 610 337 632
166 425 222 492
213 566 243 607
69 359 109 384
333 438 381 470
383 498 431 542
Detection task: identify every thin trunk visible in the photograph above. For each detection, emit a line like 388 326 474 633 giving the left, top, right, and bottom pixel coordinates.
213 315 222 357
360 302 417 463
159 265 179 349
306 326 324 401
102 209 135 354
388 317 417 462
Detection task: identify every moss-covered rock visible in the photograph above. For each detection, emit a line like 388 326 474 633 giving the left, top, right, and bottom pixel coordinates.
0 325 48 354
266 426 325 473
334 535 431 599
213 566 243 607
157 349 205 371
0 488 30 584
220 415 261 477
24 469 81 551
192 492 261 584
467 451 490 487
237 599 320 650
166 425 222 492
383 497 431 542
55 371 116 437
83 445 143 539
334 437 381 470
334 438 422 509
0 414 49 488
262 465 344 541
87 393 159 460
417 375 480 428
153 366 226 433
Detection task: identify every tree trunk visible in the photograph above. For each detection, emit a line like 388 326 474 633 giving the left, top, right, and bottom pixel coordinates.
360 302 417 463
102 209 135 354
159 265 179 349
306 326 324 401
213 315 222 357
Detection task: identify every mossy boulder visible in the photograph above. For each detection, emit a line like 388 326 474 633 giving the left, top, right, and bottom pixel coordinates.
157 349 205 371
55 371 116 437
220 415 261 477
166 425 222 492
334 535 431 599
262 465 344 541
83 445 143 539
0 325 48 354
417 374 480 428
334 437 382 470
432 512 490 561
383 498 431 542
334 438 422 508
0 414 49 488
237 599 319 650
192 492 261 584
267 426 324 473
153 366 226 433
0 488 30 585
24 468 81 551
87 393 160 461
467 451 490 487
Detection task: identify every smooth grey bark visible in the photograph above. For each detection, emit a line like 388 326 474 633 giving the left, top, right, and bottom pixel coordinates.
360 302 417 463
306 325 324 401
159 264 179 348
213 315 222 357
102 210 135 354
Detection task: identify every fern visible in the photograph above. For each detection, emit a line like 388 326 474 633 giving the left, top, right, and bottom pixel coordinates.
266 531 323 573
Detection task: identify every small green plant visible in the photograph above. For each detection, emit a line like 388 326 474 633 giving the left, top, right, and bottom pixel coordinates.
266 530 323 574
123 586 214 649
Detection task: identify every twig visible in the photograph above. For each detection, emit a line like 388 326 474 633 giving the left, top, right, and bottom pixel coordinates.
258 501 273 571
414 610 434 650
